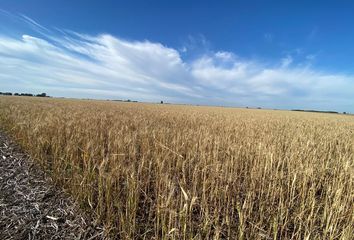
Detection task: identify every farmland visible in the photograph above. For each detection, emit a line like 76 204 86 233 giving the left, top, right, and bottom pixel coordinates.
0 96 353 239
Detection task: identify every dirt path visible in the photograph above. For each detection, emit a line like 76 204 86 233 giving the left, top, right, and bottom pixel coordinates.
0 131 105 240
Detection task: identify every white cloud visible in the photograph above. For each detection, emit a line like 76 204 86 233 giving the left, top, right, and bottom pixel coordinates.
214 51 235 61
0 14 354 111
191 55 250 89
0 32 201 101
190 52 354 110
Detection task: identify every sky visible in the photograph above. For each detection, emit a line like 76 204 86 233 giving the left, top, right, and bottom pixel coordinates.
0 1 354 112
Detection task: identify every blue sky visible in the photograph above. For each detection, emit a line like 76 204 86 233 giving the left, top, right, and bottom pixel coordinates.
1 1 354 112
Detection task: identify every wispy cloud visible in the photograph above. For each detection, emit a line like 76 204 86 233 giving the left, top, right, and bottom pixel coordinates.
0 12 353 111
264 33 273 43
308 26 319 41
281 55 293 68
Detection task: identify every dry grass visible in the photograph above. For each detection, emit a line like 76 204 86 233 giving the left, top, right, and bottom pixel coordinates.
0 96 353 239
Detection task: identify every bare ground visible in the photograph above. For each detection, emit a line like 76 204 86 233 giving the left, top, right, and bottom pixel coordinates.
0 131 105 240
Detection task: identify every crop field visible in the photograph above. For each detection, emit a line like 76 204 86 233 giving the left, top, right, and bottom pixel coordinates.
0 96 353 239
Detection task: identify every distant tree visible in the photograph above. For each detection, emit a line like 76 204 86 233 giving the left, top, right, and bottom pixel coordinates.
20 93 33 96
36 93 47 97
343 112 347 114
160 100 164 104
14 93 19 96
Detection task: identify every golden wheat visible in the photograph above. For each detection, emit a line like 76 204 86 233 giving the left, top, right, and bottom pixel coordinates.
0 96 353 239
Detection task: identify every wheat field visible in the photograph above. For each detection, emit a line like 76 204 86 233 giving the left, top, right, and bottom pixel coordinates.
0 96 353 239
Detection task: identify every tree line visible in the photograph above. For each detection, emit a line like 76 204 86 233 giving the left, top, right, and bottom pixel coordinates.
0 92 49 97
